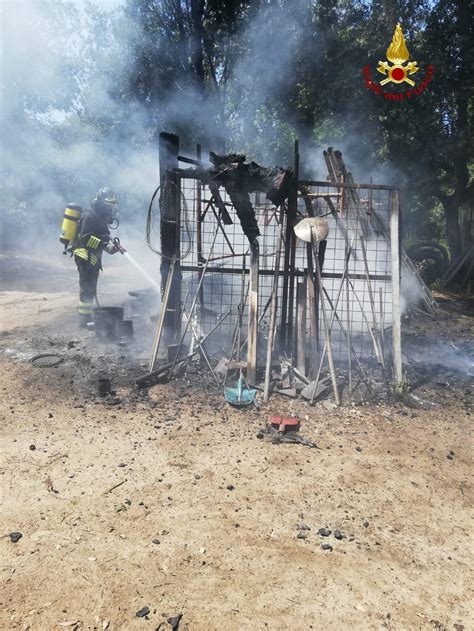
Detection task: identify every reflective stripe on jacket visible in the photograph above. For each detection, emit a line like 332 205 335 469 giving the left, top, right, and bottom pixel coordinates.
74 248 98 266
71 209 110 266
86 235 101 249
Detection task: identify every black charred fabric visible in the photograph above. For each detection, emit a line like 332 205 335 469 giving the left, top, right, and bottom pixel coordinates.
177 153 295 244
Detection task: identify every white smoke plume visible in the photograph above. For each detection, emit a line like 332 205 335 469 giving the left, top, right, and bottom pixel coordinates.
0 0 317 250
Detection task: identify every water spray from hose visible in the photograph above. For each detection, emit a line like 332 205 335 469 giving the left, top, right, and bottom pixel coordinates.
112 237 161 293
122 251 161 293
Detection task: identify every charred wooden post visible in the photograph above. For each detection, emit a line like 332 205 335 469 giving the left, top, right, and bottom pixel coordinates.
159 132 181 345
263 207 285 402
390 190 403 390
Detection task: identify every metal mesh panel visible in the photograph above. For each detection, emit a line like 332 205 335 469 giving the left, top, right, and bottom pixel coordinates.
176 175 397 375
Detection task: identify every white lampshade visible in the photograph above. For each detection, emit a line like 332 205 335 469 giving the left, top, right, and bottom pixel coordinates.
293 218 329 243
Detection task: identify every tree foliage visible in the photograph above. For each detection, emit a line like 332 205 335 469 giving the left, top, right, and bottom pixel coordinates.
0 0 472 258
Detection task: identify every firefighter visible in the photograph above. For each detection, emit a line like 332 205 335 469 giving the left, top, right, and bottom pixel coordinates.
72 188 120 328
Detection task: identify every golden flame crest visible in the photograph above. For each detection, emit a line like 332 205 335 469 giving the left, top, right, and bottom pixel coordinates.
387 22 410 65
377 23 419 86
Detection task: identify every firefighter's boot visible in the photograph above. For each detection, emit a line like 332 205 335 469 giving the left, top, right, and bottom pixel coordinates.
78 298 94 329
79 314 93 329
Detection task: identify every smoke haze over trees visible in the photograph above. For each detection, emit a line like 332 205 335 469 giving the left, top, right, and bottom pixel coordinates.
0 0 472 259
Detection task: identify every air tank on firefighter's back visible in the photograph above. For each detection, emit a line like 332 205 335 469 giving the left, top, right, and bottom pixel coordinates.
60 204 82 252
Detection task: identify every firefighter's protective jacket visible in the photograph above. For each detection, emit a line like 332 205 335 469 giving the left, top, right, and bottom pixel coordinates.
72 210 110 267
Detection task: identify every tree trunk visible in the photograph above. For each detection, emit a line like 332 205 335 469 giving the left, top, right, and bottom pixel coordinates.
190 0 205 90
443 198 462 261
442 0 471 261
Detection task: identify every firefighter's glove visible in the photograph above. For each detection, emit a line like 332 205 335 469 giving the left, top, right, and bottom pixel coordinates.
105 241 118 255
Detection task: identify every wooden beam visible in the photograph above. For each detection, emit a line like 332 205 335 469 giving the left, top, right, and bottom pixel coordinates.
263 211 285 402
149 259 176 372
323 149 337 182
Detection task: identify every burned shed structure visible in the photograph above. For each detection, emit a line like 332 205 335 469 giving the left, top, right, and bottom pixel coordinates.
149 132 422 401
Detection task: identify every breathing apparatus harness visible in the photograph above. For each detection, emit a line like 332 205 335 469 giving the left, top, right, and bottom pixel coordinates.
60 187 120 254
60 206 121 258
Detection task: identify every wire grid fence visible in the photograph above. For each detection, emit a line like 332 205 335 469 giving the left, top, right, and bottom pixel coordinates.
177 176 396 372
298 182 393 365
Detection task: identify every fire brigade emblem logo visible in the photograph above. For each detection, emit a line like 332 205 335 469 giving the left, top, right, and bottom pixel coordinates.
377 23 419 86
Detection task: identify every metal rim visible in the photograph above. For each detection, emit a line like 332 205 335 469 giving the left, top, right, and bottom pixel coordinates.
30 353 64 367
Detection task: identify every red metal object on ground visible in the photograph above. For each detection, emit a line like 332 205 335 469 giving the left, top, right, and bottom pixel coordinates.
269 416 300 433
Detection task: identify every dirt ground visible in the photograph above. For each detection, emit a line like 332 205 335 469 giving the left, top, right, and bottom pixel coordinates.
0 250 472 631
